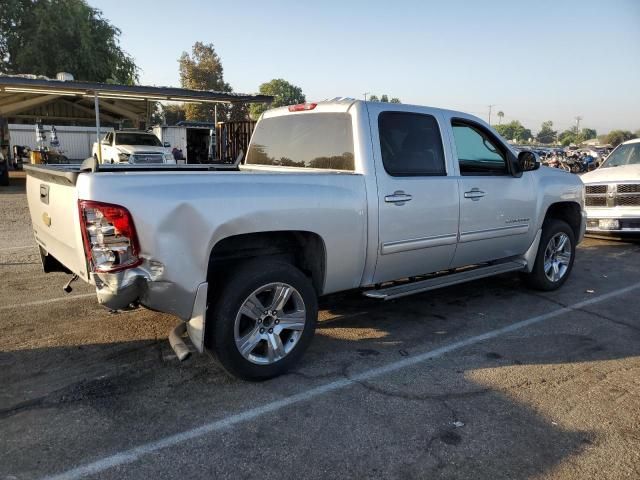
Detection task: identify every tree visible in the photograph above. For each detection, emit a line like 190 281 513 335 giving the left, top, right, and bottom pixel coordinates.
580 128 597 141
150 103 187 126
249 78 305 120
494 120 532 143
497 111 504 125
366 94 400 103
179 42 232 121
557 127 597 146
558 129 576 146
604 130 637 147
536 121 557 144
0 0 137 84
229 102 250 122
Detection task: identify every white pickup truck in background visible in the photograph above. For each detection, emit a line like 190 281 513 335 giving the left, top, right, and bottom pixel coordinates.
581 138 640 234
25 99 585 380
92 129 175 164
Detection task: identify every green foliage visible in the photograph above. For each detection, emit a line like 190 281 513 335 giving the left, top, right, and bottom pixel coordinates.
494 120 532 143
151 103 187 126
0 0 138 84
581 128 597 141
367 94 401 103
536 121 557 144
179 42 232 122
558 129 576 146
558 127 598 146
604 130 637 147
249 78 306 120
229 102 250 122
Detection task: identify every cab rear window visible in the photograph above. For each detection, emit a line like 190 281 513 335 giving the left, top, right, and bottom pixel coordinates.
246 113 355 171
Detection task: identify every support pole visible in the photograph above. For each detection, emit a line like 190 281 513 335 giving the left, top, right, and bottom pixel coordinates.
214 104 218 160
94 93 102 164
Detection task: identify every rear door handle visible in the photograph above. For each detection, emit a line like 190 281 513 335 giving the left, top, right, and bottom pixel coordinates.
385 191 413 205
464 188 485 200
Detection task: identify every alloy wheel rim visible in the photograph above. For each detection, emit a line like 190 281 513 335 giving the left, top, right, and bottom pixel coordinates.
234 282 306 365
543 232 572 283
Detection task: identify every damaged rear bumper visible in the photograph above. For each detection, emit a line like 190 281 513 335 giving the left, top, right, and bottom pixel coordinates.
93 267 208 353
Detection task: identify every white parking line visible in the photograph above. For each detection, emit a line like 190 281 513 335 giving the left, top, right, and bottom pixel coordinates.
0 293 95 311
42 282 640 480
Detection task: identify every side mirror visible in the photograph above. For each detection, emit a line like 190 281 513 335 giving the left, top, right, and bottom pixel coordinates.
101 139 109 145
517 151 540 172
163 142 171 148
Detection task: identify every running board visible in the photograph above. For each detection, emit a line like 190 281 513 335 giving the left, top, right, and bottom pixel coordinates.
363 261 527 301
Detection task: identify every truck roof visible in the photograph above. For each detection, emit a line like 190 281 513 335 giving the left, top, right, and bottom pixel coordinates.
261 98 482 124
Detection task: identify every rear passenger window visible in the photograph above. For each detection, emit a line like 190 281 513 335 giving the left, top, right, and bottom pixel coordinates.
378 112 446 176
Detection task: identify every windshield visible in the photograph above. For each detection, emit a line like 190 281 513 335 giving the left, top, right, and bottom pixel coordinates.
115 133 162 146
601 142 640 168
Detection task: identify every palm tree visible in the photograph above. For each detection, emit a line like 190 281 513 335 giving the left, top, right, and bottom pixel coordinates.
497 111 504 125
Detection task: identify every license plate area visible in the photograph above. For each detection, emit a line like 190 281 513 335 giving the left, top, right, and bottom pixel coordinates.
598 219 620 230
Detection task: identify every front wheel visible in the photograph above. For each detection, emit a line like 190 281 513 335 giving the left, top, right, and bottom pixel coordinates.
522 219 575 291
206 260 318 380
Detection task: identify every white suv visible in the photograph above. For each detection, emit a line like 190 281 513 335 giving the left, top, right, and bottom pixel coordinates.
92 130 175 164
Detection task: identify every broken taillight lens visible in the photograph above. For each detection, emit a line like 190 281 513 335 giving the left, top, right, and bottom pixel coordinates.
78 200 142 273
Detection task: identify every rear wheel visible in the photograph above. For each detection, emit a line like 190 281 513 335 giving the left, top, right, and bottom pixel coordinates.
523 219 575 291
206 259 318 380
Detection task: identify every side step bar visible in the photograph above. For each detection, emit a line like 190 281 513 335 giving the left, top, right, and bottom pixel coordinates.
363 260 527 301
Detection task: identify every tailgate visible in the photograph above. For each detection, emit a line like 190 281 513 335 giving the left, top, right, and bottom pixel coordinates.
25 166 90 281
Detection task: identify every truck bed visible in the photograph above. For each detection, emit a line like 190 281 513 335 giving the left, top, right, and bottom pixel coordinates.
23 163 239 186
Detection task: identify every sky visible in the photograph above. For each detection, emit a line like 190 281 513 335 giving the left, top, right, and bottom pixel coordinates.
88 0 640 134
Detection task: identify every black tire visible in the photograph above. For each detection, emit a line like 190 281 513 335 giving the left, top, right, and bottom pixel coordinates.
206 259 318 380
522 219 576 291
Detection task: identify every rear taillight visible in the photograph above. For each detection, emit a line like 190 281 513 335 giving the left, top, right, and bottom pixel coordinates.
78 200 142 273
288 103 317 112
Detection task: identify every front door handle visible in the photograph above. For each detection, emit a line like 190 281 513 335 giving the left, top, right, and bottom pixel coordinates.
385 191 413 205
464 188 486 200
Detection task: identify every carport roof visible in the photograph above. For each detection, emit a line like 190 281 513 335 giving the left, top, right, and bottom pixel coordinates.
0 75 273 104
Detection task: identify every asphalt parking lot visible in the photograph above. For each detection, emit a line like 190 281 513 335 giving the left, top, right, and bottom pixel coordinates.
1 172 639 480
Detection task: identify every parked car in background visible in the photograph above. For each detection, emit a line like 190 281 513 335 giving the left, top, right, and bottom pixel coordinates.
582 138 640 235
92 130 175 164
26 99 585 380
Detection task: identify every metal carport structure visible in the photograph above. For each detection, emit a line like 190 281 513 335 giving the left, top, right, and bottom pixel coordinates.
0 74 272 163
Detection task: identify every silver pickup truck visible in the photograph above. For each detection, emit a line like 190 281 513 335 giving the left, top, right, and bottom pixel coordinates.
25 99 586 379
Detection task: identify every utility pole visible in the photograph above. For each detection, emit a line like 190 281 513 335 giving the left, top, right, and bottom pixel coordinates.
363 92 369 102
575 116 582 133
488 104 496 125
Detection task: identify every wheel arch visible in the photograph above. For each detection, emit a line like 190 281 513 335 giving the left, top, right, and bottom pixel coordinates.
543 201 582 240
206 230 327 297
